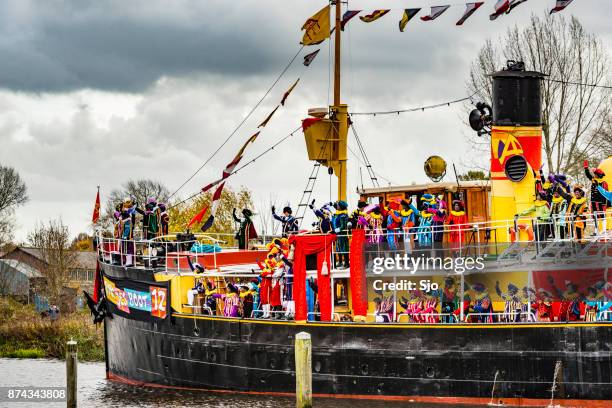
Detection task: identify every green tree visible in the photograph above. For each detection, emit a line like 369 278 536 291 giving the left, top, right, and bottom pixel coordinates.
168 186 254 244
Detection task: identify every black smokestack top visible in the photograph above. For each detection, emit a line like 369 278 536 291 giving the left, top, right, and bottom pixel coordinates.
491 60 546 126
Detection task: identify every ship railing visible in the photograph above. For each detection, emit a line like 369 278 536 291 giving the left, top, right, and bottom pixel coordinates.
463 311 537 323
182 304 214 315
397 313 458 323
329 210 610 264
96 232 284 272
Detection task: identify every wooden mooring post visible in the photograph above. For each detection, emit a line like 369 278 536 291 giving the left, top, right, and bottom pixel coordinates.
66 340 77 408
295 332 312 408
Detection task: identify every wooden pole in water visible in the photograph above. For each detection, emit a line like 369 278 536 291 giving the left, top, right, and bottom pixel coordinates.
295 332 312 408
66 340 77 408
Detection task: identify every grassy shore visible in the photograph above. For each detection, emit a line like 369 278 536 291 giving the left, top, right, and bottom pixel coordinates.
0 297 105 361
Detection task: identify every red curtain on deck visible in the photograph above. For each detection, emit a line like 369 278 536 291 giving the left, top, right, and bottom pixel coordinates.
349 229 368 319
289 234 336 322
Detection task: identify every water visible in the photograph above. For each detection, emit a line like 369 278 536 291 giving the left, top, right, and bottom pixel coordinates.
0 358 455 408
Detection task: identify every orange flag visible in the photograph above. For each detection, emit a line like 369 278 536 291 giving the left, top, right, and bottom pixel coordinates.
187 206 209 229
92 188 101 224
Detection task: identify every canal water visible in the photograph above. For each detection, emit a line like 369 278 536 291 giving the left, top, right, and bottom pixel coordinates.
0 358 470 408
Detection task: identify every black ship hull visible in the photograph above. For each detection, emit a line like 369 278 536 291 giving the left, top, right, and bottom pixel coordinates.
104 300 612 405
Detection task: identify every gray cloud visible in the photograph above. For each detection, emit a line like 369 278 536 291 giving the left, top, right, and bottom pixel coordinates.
0 0 610 239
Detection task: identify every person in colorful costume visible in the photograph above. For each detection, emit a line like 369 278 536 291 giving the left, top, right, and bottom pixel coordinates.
385 200 402 252
212 283 241 317
416 195 435 246
120 210 134 267
584 160 609 233
136 198 160 240
233 208 258 250
248 279 261 318
373 291 394 322
446 200 468 254
332 200 350 268
158 203 169 237
272 205 298 237
432 195 447 247
517 191 551 244
366 205 384 244
257 253 276 318
550 185 570 240
584 286 602 322
400 199 418 254
548 276 583 322
471 283 493 323
597 184 612 203
440 277 459 323
495 281 523 322
532 288 553 322
350 201 369 230
239 285 255 318
558 185 588 242
309 200 333 233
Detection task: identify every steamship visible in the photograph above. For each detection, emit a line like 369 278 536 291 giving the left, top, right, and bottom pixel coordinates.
91 3 612 406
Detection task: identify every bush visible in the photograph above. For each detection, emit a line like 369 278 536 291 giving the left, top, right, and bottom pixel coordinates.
0 297 104 361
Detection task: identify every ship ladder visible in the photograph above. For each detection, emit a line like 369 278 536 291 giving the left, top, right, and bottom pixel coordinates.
296 162 322 229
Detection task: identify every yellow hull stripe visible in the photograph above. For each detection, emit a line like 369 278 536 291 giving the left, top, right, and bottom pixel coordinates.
173 313 611 329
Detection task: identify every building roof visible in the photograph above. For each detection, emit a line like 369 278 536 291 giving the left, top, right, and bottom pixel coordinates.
358 180 490 195
0 259 43 279
4 247 97 270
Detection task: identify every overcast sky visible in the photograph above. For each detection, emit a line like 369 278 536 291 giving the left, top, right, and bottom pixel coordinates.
1 0 611 241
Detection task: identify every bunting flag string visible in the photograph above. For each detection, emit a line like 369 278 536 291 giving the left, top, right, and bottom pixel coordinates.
360 10 390 23
400 9 421 32
456 2 484 25
298 0 575 39
421 6 451 21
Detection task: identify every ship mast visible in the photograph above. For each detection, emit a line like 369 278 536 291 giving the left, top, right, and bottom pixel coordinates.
331 0 348 202
303 1 349 202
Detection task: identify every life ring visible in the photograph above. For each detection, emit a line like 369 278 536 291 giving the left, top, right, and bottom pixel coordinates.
509 224 534 242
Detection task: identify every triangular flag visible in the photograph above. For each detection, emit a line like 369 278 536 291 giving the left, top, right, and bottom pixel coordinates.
420 6 450 21
360 10 390 23
212 181 225 202
490 0 510 20
341 10 361 30
303 49 320 66
550 0 574 14
399 9 420 32
92 188 101 224
301 5 331 45
280 78 300 106
201 215 215 233
258 106 279 128
187 206 208 229
508 0 529 13
456 2 484 25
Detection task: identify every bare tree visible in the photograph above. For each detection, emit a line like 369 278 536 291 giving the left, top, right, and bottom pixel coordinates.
27 219 77 304
0 164 28 245
467 14 611 178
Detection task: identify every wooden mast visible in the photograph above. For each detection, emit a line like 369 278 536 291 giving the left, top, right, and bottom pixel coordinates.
332 0 348 202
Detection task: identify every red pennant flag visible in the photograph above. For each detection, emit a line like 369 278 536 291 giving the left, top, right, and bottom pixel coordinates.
420 5 450 21
456 2 484 25
490 0 510 20
92 188 101 224
187 205 209 229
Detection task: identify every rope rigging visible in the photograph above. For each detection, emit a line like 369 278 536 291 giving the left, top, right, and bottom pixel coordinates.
167 45 305 200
